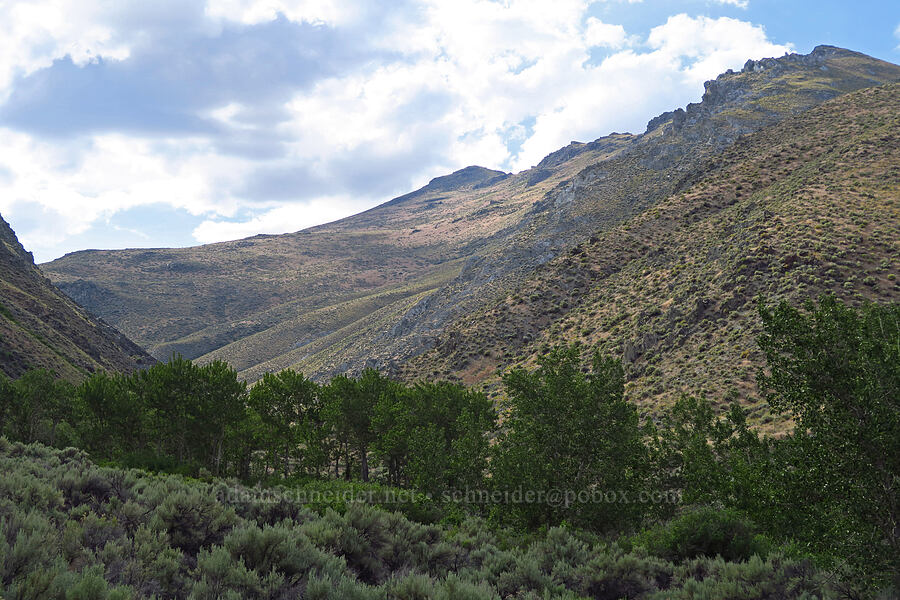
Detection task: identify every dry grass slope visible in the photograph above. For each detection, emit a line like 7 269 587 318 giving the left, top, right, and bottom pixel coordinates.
403 84 900 434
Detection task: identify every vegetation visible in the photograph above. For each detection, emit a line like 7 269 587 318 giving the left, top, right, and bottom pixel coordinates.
0 440 846 600
1 296 897 597
491 348 650 531
0 356 497 496
756 297 900 578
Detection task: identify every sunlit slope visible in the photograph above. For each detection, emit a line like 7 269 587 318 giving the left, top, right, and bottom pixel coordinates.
403 83 900 435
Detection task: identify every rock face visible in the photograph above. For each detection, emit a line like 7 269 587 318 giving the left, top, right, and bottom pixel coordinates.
0 214 153 379
742 44 850 74
42 46 900 389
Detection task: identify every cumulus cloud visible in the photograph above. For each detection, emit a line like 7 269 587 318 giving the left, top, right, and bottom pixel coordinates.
0 1 130 102
0 0 792 261
584 18 630 49
192 196 360 243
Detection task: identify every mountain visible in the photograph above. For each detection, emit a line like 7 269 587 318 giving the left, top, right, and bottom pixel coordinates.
401 82 900 433
42 46 900 414
0 215 153 379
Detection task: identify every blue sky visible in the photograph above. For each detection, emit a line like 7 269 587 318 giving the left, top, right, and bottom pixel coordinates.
0 0 897 262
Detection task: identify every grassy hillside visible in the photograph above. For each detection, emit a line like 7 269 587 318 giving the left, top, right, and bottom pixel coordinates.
42 46 900 392
0 215 152 380
403 83 900 433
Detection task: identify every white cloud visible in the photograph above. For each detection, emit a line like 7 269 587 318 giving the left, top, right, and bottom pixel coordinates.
584 18 629 49
203 0 356 26
192 197 359 243
646 14 787 86
0 1 130 101
713 0 749 8
0 129 246 253
0 1 793 259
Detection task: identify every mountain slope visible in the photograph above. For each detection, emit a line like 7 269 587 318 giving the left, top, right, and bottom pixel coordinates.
0 215 153 379
42 46 900 390
401 82 900 433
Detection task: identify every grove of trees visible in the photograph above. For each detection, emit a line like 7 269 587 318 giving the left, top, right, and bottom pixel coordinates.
1 296 897 589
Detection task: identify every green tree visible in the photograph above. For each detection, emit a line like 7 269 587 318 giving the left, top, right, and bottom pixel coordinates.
0 371 14 438
323 369 399 482
491 346 649 530
195 360 247 475
371 386 415 486
134 355 201 464
3 369 75 446
404 381 495 494
652 396 774 515
371 380 495 492
75 370 144 457
322 374 356 480
248 368 322 477
757 296 900 579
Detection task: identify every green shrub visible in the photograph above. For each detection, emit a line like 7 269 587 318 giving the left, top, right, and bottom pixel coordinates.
189 546 271 599
152 489 237 555
577 547 672 600
633 507 771 562
656 553 839 599
223 522 346 584
305 574 381 600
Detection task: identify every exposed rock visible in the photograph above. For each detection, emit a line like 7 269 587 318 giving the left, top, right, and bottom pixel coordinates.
525 168 554 187
536 141 588 169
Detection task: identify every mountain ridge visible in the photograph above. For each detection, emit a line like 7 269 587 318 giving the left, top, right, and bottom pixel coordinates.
41 46 900 416
399 82 900 433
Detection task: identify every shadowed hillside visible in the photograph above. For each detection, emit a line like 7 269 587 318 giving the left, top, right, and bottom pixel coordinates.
0 215 153 379
43 46 900 407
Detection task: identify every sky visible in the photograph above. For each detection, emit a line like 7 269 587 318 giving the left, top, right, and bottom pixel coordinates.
0 0 897 262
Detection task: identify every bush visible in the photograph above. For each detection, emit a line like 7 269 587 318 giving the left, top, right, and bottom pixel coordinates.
223 522 346 584
633 507 771 562
152 489 237 554
0 428 858 598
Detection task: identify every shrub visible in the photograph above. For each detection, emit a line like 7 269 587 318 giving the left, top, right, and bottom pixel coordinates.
189 546 272 599
223 522 346 585
152 489 237 555
633 507 771 563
